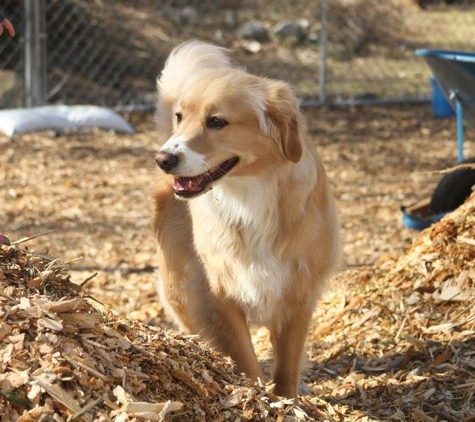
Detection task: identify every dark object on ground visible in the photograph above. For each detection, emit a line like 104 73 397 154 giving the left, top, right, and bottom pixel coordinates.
402 158 475 230
430 158 475 214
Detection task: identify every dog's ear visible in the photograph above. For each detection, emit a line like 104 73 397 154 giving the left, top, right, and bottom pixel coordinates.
265 81 302 163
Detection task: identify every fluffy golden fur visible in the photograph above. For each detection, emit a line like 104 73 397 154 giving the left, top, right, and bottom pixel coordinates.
153 41 341 399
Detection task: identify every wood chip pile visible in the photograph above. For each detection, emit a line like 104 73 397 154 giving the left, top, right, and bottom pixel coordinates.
0 243 317 421
305 192 475 421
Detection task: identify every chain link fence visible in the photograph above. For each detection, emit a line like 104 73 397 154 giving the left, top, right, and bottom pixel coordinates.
1 0 474 110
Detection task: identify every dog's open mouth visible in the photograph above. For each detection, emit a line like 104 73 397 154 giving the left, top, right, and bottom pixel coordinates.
173 157 239 198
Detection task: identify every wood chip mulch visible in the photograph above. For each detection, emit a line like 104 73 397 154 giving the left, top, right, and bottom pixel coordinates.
302 191 475 421
0 242 319 421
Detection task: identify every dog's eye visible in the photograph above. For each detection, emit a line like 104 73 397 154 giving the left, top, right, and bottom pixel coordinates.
206 116 228 129
175 112 183 124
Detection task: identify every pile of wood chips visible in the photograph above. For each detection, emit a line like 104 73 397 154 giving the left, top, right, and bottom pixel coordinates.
1 193 475 421
305 191 475 421
0 243 314 421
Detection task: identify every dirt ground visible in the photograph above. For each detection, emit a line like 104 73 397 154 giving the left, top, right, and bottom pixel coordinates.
2 104 474 420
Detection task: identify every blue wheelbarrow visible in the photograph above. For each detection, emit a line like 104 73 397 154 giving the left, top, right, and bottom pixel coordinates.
416 49 475 163
401 50 475 230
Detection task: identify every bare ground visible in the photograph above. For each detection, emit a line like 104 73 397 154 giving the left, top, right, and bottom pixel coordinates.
2 104 475 420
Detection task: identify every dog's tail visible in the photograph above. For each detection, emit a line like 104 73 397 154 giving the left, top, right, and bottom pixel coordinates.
156 41 233 139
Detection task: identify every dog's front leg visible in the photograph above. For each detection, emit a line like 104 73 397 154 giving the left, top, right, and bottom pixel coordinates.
153 174 212 333
270 305 313 399
204 297 264 382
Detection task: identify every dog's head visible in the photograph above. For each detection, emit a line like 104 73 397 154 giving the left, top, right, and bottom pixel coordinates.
155 69 303 198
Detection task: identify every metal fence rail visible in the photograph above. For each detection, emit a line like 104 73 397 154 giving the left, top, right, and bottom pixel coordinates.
0 0 473 111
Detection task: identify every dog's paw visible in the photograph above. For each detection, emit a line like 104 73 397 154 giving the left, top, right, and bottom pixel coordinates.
298 380 312 396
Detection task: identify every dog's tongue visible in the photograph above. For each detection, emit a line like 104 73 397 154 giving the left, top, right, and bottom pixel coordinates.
173 174 205 192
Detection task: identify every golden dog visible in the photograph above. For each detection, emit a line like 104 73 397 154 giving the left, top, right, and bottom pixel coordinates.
153 41 341 399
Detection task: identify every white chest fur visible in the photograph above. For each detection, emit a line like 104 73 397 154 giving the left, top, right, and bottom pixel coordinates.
189 175 292 326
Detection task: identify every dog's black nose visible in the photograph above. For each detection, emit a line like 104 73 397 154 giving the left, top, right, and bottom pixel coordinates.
155 151 179 172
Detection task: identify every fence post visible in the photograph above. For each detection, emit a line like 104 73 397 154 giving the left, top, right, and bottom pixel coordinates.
24 0 33 107
24 0 47 107
319 0 327 105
